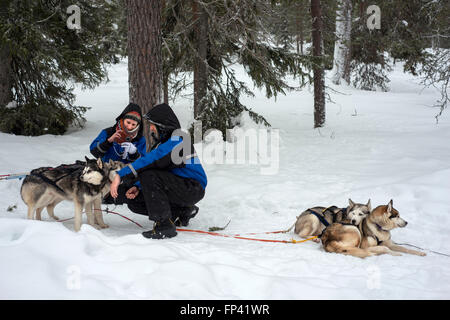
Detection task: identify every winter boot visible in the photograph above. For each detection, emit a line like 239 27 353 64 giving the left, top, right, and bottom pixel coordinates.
142 219 177 239
172 205 199 227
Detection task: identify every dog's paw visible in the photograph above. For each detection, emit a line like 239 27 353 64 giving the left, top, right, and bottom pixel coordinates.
91 224 102 230
95 223 109 229
53 216 60 221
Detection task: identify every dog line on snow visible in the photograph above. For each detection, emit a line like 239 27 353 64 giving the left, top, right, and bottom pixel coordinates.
20 162 426 258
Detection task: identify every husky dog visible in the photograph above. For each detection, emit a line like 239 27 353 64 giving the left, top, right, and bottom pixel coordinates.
293 199 371 241
89 160 126 229
20 157 123 232
321 200 426 258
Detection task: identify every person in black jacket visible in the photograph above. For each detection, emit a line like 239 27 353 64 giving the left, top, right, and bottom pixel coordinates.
110 103 207 239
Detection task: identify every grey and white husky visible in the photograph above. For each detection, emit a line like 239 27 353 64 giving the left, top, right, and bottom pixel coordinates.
20 157 125 231
293 199 371 241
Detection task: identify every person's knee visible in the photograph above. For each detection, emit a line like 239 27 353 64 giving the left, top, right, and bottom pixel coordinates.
125 192 147 215
127 202 147 215
139 170 164 191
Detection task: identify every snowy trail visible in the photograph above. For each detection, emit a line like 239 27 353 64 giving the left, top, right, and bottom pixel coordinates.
1 60 449 299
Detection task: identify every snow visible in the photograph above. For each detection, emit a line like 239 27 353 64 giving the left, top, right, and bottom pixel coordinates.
5 101 17 109
1 59 450 299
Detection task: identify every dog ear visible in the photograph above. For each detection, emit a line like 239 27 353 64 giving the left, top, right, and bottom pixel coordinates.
348 199 355 208
85 156 89 162
387 199 393 213
97 157 103 169
367 199 371 211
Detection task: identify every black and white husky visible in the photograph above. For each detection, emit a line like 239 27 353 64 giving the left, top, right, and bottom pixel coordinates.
20 157 125 231
292 199 371 241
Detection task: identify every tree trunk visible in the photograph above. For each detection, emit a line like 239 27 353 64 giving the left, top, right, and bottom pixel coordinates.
0 44 12 107
163 73 169 104
162 0 169 105
126 0 163 150
311 0 325 128
332 0 352 85
295 3 304 55
192 0 208 119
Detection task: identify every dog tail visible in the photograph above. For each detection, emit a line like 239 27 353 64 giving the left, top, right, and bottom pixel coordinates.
284 221 296 233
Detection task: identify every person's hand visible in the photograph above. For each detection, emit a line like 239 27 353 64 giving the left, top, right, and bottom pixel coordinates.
121 142 137 159
125 186 139 199
108 130 124 143
110 174 121 199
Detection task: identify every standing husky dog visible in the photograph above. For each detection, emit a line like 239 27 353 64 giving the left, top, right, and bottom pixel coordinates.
89 160 126 229
20 157 122 231
293 199 371 241
321 200 426 258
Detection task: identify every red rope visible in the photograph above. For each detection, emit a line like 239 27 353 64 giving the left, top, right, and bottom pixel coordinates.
55 209 317 244
97 208 144 228
176 228 318 244
55 208 144 229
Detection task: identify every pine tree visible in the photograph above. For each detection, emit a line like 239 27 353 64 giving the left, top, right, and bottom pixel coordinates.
350 0 391 92
349 0 449 93
414 0 450 121
0 0 124 135
161 0 312 140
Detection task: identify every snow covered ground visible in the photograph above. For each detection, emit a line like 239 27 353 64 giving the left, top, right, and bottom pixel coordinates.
1 60 449 299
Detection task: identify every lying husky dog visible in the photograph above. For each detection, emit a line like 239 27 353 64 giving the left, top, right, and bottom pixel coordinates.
20 157 124 231
321 200 426 258
293 199 371 241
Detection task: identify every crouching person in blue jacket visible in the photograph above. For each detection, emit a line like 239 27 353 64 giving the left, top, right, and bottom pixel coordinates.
109 103 207 239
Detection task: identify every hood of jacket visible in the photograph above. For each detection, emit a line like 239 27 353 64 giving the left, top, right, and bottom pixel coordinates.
144 103 181 130
144 103 181 144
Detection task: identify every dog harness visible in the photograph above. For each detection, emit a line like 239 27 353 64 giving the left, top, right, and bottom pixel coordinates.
29 162 98 196
307 206 347 227
307 209 331 227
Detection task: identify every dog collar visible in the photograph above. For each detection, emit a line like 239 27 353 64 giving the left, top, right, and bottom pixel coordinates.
375 223 388 232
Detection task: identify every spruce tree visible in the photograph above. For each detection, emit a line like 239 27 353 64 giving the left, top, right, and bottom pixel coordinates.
350 0 449 94
0 0 124 136
161 0 313 139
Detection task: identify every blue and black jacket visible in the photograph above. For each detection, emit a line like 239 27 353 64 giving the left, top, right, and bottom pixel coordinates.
116 103 207 189
89 103 147 164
